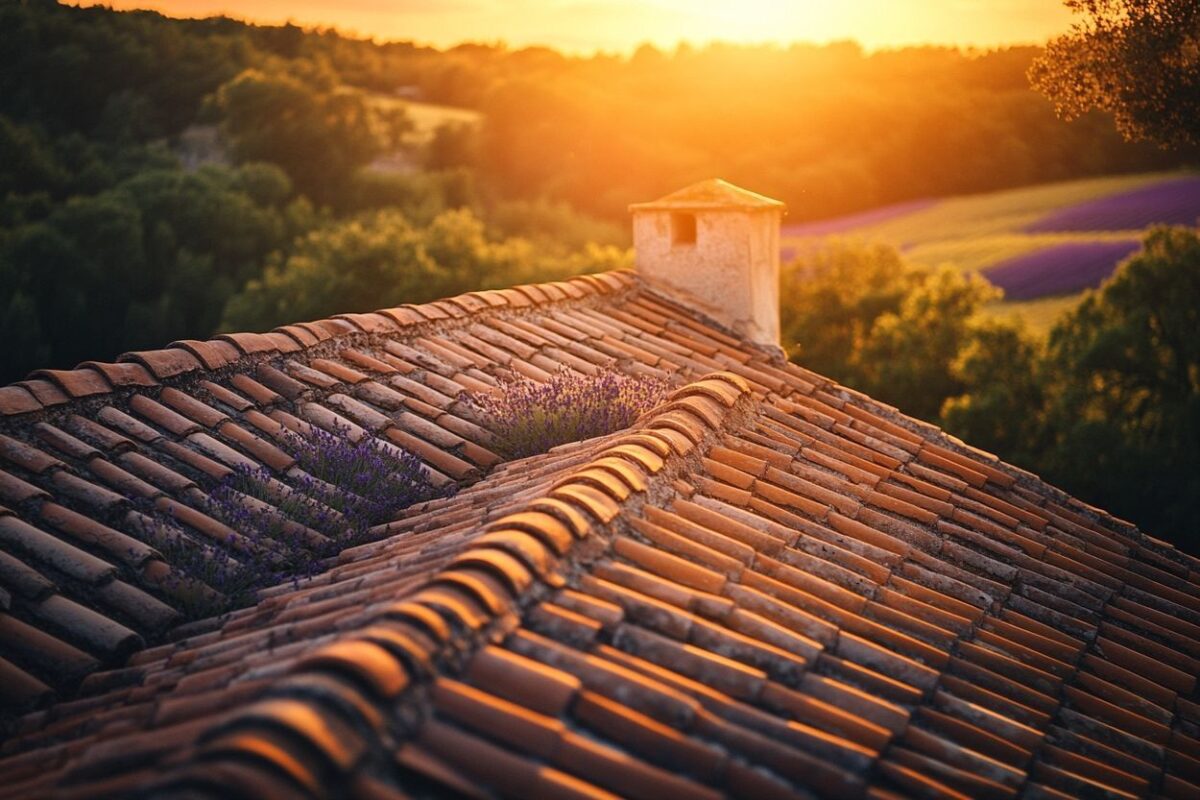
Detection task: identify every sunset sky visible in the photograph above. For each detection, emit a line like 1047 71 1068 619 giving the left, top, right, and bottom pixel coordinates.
80 1 1078 53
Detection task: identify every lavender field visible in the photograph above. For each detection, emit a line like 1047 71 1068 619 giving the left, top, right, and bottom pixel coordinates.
1026 175 1200 232
780 172 1199 333
781 198 938 238
983 240 1143 300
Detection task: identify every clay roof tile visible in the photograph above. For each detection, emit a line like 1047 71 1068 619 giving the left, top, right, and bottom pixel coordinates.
119 349 203 380
14 379 69 408
79 361 158 389
29 368 113 399
274 323 323 347
168 340 236 371
0 386 42 418
198 380 252 412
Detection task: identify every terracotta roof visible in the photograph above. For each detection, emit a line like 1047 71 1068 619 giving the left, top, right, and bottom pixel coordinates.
1 270 1199 799
628 179 787 212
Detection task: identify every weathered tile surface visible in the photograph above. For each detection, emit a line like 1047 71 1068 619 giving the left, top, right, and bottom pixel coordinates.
0 270 1197 798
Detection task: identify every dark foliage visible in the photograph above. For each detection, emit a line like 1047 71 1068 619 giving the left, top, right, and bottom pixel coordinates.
214 64 412 205
0 162 299 380
781 242 999 421
1030 0 1200 148
1037 227 1200 549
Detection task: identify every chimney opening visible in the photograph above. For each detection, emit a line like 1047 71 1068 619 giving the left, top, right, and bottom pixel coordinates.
670 212 697 246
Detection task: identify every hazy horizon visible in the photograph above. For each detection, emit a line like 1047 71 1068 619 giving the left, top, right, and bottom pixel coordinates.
77 1 1078 54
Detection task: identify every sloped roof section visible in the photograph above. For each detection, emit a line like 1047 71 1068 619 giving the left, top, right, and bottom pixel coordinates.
0 273 640 706
0 270 1198 799
628 179 787 212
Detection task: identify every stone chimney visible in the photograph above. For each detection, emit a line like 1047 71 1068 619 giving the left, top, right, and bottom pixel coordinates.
630 179 785 349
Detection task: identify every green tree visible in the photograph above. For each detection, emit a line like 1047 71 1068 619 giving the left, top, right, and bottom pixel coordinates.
221 207 630 332
221 208 440 332
859 267 1001 420
0 285 50 382
215 66 411 205
0 161 304 382
1029 0 1200 148
940 319 1045 461
780 242 916 388
117 164 291 286
0 116 67 197
4 192 146 369
782 242 1002 420
426 122 479 171
1037 227 1200 545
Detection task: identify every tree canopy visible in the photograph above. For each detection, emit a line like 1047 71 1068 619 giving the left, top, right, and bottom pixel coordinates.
780 242 1000 420
1030 0 1200 148
215 65 411 205
220 208 629 333
1036 227 1200 541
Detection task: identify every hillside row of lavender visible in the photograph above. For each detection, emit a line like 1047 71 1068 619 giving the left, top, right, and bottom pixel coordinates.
781 172 1200 309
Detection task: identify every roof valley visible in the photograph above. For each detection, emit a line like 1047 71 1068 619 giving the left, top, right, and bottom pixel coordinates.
131 373 760 798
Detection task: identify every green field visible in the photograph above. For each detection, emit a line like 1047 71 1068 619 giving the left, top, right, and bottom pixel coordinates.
828 173 1164 244
366 93 482 145
983 294 1085 336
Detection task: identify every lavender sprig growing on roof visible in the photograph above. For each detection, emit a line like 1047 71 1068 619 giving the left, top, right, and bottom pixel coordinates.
138 423 445 619
129 501 256 617
466 369 672 458
208 423 441 554
282 423 439 524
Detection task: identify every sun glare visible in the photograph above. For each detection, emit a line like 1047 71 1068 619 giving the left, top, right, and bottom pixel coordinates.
667 0 818 42
77 1 1077 53
614 0 851 48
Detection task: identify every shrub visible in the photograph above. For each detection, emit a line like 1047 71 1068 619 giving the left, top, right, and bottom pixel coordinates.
467 370 671 458
141 424 442 617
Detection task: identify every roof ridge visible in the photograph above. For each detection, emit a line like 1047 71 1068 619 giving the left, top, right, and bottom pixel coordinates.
628 178 786 212
0 271 640 423
95 372 758 798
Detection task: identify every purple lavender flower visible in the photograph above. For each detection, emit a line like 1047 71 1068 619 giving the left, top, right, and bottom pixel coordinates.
781 197 939 238
465 369 672 458
983 240 1143 299
1025 176 1200 233
136 423 445 618
130 502 254 617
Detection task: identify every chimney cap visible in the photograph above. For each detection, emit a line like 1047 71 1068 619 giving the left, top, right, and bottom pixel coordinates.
628 178 786 213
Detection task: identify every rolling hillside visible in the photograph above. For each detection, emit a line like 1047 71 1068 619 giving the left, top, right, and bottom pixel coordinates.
783 171 1200 333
